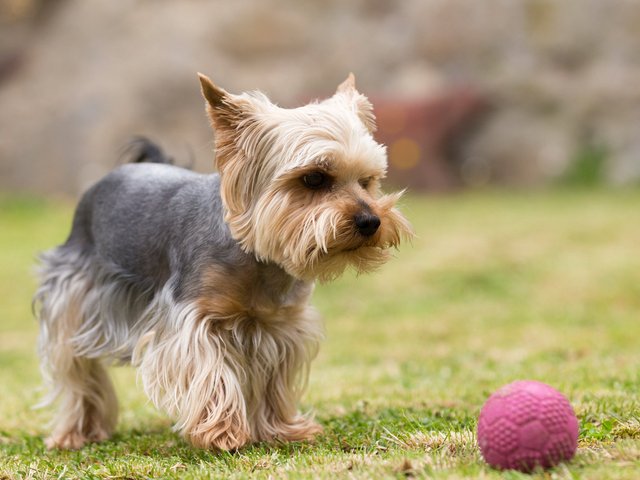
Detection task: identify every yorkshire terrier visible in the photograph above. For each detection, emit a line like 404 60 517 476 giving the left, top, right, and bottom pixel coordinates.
34 73 412 451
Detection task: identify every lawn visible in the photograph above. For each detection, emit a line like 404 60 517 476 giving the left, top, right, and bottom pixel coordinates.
0 189 639 479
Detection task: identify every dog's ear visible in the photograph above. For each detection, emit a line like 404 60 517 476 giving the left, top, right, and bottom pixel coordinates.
199 73 227 109
198 73 246 132
198 73 269 225
336 72 357 95
335 73 377 133
199 73 260 173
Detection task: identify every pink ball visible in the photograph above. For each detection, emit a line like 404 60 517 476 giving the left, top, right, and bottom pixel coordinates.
477 380 579 472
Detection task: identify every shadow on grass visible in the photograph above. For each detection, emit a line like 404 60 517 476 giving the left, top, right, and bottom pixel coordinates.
0 406 477 467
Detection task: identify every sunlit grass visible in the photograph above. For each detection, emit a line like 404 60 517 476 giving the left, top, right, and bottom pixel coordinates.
1 189 639 478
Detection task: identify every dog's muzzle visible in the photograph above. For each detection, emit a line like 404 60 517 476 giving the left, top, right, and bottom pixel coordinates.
354 212 381 237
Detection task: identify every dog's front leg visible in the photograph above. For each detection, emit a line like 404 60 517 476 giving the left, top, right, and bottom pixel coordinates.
181 361 250 451
134 307 251 451
252 365 324 444
248 314 324 444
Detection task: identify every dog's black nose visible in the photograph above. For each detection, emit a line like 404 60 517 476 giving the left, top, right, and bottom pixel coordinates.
354 213 381 237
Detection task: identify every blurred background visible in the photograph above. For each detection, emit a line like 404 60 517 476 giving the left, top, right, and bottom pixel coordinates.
1 0 639 196
1 3 639 475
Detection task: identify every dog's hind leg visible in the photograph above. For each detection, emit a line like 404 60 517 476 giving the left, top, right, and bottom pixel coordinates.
43 358 117 450
35 248 118 450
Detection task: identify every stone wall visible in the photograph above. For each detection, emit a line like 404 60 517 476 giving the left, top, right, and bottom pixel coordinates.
1 0 639 195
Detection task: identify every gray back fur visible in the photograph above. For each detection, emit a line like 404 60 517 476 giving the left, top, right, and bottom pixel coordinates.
66 163 246 298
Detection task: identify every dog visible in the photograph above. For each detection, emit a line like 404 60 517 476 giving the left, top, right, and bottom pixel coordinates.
34 73 412 451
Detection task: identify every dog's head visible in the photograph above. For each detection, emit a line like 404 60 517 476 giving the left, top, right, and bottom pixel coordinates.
199 73 412 281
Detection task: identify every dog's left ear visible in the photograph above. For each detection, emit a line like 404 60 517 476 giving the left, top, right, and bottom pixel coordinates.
335 73 377 133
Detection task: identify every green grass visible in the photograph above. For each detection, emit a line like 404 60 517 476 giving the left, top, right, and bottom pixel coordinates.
1 189 639 479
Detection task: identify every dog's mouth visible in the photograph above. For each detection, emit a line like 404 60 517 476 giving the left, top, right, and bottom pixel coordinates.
292 227 401 282
322 233 383 255
304 237 368 260
343 240 378 253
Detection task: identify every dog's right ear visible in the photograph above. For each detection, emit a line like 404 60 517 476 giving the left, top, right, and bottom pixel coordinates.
199 73 258 174
197 73 263 243
198 73 244 132
198 73 227 108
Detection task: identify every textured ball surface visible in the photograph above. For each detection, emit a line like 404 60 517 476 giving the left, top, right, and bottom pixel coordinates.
477 380 579 472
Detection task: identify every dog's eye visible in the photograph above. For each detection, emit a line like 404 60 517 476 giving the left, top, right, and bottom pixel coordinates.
303 171 330 189
359 177 373 189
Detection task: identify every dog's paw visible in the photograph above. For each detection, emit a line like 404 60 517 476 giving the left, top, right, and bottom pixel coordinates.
186 426 252 451
274 416 324 443
45 427 110 450
45 431 89 450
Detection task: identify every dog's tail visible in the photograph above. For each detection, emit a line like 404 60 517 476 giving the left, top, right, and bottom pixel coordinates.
122 137 174 165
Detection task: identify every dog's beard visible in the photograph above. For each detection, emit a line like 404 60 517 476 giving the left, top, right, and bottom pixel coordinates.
246 190 412 282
